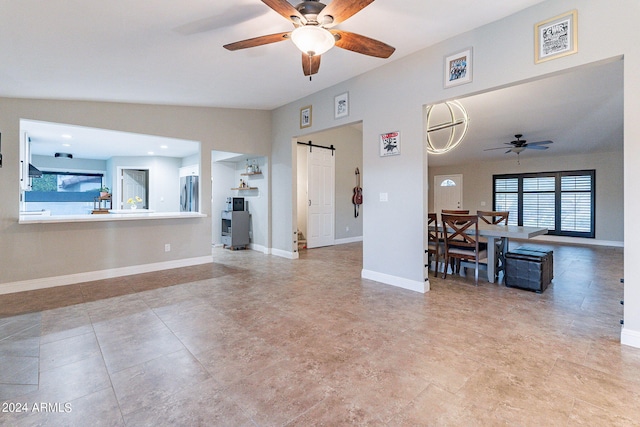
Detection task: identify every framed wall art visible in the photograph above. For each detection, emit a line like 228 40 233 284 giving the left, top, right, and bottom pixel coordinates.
444 48 473 88
300 105 312 128
334 92 349 119
534 10 578 64
379 131 400 157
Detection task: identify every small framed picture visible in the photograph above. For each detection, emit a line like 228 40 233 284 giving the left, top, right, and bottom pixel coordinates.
444 48 473 88
379 131 400 157
535 10 578 64
300 105 312 128
334 92 349 119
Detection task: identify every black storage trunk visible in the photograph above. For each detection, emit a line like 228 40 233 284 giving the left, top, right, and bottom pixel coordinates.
505 247 553 293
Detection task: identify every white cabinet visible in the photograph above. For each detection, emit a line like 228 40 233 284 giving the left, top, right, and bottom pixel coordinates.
179 164 199 177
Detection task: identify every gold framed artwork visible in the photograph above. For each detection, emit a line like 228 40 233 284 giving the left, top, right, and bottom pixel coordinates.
300 105 312 128
534 10 578 64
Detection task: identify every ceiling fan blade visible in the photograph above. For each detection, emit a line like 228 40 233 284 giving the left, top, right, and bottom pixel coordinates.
332 30 395 58
526 140 553 146
505 149 513 154
223 32 290 51
525 145 549 150
319 0 375 26
261 0 304 24
483 146 512 151
302 53 321 76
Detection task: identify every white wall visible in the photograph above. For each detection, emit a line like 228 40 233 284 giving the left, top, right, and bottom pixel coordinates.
109 156 182 212
270 0 640 343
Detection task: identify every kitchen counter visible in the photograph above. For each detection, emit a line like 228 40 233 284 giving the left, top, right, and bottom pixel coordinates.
18 211 206 224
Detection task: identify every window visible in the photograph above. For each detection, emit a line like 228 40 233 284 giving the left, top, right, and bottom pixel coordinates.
440 179 456 187
493 170 595 238
25 171 103 202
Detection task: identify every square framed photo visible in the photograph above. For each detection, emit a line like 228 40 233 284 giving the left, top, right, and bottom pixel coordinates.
379 131 400 157
300 105 312 128
444 48 473 88
334 92 349 119
535 10 578 64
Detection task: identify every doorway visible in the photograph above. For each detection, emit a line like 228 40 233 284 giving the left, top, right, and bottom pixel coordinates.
120 168 149 209
295 122 364 252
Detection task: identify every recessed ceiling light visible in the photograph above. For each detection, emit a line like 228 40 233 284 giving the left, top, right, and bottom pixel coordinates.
62 143 71 147
148 151 154 155
160 145 168 149
61 134 72 139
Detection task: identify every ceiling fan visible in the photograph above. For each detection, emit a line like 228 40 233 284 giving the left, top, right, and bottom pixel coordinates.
485 134 553 154
223 0 395 78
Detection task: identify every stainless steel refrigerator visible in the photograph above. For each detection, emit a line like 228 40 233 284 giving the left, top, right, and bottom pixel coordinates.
180 175 199 212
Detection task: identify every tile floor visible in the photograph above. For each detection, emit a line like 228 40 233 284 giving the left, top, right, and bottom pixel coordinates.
0 242 638 426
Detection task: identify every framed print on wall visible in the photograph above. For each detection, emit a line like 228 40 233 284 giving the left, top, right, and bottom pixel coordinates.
444 48 473 88
379 131 400 157
334 92 349 119
300 105 312 128
534 10 578 64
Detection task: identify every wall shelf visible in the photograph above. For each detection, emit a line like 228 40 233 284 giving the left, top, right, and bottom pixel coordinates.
240 172 262 176
231 187 258 190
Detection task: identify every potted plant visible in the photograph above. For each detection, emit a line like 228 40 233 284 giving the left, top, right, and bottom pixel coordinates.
99 185 110 197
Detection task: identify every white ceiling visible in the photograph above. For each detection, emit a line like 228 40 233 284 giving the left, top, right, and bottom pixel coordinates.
0 0 547 109
5 1 623 165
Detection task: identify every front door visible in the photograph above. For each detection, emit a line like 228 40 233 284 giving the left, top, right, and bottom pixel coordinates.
307 147 335 248
434 174 463 218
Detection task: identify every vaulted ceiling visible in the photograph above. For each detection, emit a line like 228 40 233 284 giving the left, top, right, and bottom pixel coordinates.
4 1 622 165
1 0 546 109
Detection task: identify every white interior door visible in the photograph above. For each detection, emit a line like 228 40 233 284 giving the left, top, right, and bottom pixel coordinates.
434 174 463 218
121 169 148 209
307 147 335 248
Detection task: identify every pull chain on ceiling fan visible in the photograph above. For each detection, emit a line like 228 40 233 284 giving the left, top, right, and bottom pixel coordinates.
223 0 395 78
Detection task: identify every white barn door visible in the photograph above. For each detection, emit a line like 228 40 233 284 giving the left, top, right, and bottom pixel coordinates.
307 147 335 248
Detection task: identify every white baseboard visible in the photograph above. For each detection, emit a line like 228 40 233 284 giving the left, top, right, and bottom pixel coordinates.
334 236 364 245
249 243 270 254
0 256 213 296
621 327 640 349
361 269 428 293
271 248 299 259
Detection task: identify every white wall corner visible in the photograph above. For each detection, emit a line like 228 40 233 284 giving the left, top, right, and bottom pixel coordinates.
621 327 640 349
271 248 299 259
361 269 428 293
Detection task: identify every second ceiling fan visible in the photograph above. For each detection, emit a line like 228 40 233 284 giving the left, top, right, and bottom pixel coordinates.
223 0 395 78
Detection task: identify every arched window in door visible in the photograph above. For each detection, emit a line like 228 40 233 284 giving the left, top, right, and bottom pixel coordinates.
440 179 456 187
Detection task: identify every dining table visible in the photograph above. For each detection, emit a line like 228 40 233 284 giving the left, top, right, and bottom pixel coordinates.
477 223 549 283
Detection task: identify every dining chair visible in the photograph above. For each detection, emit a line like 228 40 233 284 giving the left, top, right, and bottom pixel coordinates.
426 213 442 275
477 210 510 279
441 209 470 214
441 213 487 286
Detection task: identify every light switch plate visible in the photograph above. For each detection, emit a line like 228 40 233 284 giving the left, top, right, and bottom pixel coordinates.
379 192 388 202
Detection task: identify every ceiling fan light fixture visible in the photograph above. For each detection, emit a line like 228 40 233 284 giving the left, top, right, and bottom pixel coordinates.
512 146 526 153
290 25 335 56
